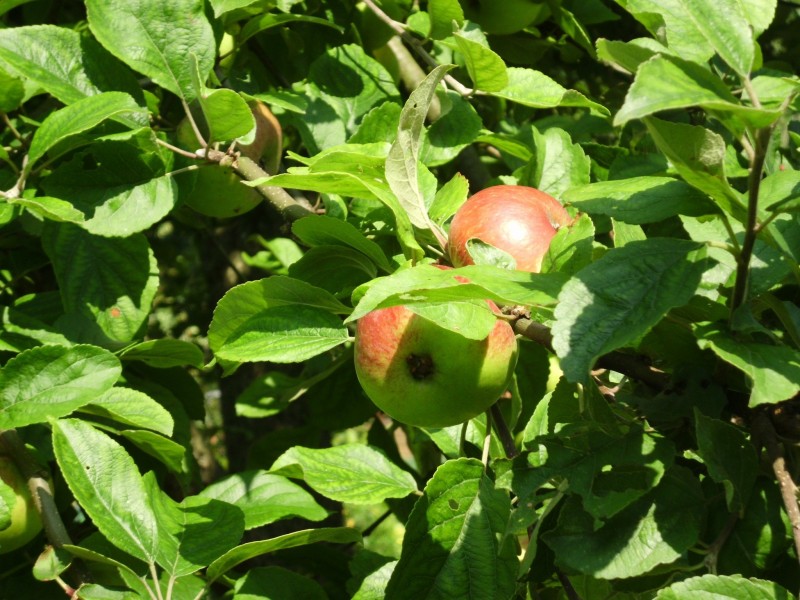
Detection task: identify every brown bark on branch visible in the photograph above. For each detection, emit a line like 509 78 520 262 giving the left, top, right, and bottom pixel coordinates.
752 411 800 569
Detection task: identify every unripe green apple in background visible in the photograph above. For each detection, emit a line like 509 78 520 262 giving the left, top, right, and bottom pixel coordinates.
461 0 549 35
354 286 518 428
183 165 262 219
448 185 572 273
0 454 42 554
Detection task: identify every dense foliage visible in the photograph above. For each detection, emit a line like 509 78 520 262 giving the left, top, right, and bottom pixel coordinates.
1 0 799 598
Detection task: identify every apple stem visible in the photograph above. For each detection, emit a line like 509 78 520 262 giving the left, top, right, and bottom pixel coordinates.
490 404 518 459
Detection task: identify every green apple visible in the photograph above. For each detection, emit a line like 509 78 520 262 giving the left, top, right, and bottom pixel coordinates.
354 297 518 428
183 165 262 219
448 185 572 273
0 454 42 554
461 0 549 35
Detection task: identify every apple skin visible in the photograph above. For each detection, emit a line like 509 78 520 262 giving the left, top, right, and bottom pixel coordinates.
447 185 572 273
183 165 262 219
354 295 518 428
0 454 42 554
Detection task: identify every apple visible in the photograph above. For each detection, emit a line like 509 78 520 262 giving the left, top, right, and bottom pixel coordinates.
447 185 572 273
354 269 518 428
0 454 42 554
461 0 549 35
183 165 262 218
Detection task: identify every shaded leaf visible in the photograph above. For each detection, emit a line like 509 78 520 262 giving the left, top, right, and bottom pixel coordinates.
385 458 517 599
199 470 328 529
553 239 709 382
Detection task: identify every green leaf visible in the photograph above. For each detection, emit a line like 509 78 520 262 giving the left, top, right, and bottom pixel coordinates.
409 301 499 340
645 117 745 219
761 170 800 212
52 419 159 564
531 427 674 520
0 66 24 112
208 277 350 363
149 478 244 577
696 328 800 406
422 91 483 167
714 478 793 574
349 264 566 322
288 246 377 297
541 213 595 276
491 67 608 115
596 37 662 74
271 444 418 504
740 0 778 37
695 410 758 512
544 466 704 579
41 132 179 237
453 30 508 92
291 44 400 153
0 26 146 128
82 387 174 437
523 126 590 198
26 92 144 172
615 56 780 129
429 0 464 39
206 527 362 584
386 64 454 242
385 458 518 599
553 239 709 382
562 176 717 223
292 215 392 273
199 470 328 529
615 0 754 71
199 88 255 144
655 574 791 599
42 224 159 346
120 339 204 369
465 239 517 271
214 305 348 364
120 430 187 475
8 196 86 224
428 173 469 225
238 12 344 44
0 344 121 429
263 156 423 260
86 0 215 101
234 566 328 600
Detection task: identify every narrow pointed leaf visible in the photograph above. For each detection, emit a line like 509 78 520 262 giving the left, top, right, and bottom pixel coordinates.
386 64 454 241
206 527 362 584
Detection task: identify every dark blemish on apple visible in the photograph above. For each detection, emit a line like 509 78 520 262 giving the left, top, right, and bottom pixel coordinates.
406 354 435 380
